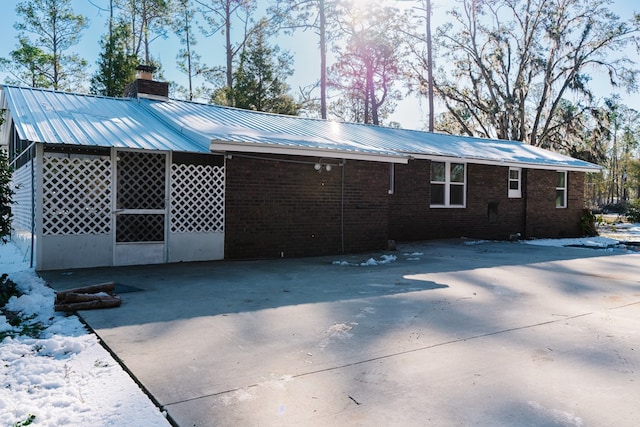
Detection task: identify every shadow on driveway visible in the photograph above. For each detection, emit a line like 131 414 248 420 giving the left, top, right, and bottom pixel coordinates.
40 239 640 426
40 239 611 326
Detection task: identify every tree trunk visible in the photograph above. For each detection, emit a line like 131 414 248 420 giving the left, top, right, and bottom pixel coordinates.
426 0 434 132
225 5 234 106
319 0 327 119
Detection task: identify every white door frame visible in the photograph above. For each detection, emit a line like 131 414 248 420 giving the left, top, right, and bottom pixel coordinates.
112 148 169 266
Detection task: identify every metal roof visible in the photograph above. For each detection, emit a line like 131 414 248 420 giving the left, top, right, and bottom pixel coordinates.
1 85 601 171
144 98 600 171
141 98 409 163
0 85 209 153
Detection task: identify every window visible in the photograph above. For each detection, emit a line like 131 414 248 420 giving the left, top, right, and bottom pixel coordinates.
430 161 466 207
508 167 521 198
556 171 567 208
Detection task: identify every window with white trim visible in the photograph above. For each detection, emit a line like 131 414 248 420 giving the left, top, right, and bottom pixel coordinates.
430 161 466 207
555 171 567 208
508 167 521 198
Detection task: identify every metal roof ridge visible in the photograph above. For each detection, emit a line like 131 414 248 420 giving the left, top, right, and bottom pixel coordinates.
1 84 134 103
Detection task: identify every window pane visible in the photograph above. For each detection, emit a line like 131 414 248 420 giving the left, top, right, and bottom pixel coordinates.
509 169 520 180
556 171 565 187
509 181 519 190
431 162 445 182
450 163 465 182
431 184 445 205
556 190 565 207
450 184 465 205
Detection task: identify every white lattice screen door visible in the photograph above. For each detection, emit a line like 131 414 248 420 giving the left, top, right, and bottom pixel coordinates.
114 150 168 265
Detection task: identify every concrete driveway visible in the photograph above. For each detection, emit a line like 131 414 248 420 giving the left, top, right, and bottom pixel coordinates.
41 240 640 426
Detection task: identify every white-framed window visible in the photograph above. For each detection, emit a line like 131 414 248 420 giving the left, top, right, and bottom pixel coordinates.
430 161 466 207
508 167 521 198
556 171 567 208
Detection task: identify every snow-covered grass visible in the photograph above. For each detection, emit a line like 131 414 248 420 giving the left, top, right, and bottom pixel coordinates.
0 243 171 427
523 235 620 248
525 220 640 250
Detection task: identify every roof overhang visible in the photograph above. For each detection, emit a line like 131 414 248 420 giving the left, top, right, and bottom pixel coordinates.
210 139 410 164
410 153 602 173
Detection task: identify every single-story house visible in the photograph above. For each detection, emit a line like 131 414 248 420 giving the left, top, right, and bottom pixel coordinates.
0 76 600 270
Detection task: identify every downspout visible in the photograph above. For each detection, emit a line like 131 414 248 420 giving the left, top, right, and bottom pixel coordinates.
522 169 528 239
341 160 345 253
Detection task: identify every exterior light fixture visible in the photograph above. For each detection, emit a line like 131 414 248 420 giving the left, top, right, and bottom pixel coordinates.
314 159 339 172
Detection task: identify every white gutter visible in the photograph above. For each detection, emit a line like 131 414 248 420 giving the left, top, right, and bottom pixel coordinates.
210 140 410 164
409 153 602 173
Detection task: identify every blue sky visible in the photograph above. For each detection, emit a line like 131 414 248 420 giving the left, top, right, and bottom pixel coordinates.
0 0 638 131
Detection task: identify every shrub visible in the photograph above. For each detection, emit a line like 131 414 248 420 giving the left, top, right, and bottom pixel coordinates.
0 273 21 307
626 200 640 223
580 208 598 237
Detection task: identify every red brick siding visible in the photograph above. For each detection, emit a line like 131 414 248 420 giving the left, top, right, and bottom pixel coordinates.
389 160 525 240
525 170 585 238
224 155 587 259
224 154 389 259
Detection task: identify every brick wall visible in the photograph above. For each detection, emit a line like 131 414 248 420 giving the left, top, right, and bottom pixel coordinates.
224 154 390 259
389 160 525 241
525 170 585 238
225 154 587 259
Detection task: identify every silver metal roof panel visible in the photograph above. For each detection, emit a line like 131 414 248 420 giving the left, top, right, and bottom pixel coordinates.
143 98 600 171
1 86 209 153
1 85 601 171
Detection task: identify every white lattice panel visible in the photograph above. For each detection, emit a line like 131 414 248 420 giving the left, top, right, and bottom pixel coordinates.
171 164 225 233
11 162 34 233
43 153 112 236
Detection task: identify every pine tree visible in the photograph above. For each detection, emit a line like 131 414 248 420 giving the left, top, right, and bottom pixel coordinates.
228 21 300 115
9 0 89 91
91 23 138 97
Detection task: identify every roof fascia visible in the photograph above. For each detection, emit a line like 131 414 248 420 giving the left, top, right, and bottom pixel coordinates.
409 153 601 173
210 140 409 164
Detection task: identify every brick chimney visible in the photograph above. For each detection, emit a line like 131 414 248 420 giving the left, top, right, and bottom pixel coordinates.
124 65 169 100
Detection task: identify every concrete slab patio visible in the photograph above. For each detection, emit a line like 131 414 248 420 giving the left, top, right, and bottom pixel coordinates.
41 240 640 426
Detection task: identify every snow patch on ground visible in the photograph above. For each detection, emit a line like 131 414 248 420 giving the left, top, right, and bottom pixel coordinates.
0 242 171 427
523 236 619 248
463 239 493 246
332 254 397 266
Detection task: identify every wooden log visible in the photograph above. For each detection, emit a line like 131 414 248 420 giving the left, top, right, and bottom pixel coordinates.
55 282 116 303
60 292 116 303
54 296 121 312
56 281 115 297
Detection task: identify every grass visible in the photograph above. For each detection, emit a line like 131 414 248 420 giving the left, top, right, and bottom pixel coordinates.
0 273 45 340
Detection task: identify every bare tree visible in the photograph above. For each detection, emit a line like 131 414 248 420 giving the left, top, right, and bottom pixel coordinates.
430 0 640 148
